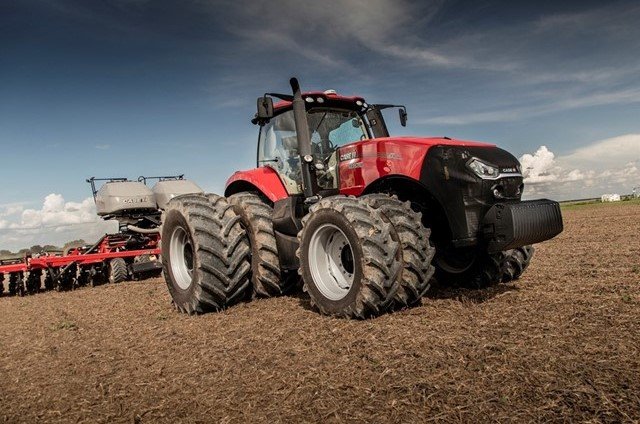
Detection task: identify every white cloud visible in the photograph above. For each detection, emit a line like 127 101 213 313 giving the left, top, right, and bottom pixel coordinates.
520 146 558 184
558 134 640 168
520 134 640 199
0 194 116 251
95 144 111 150
0 204 24 218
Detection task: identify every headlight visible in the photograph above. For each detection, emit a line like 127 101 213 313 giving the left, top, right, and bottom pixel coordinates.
467 158 499 179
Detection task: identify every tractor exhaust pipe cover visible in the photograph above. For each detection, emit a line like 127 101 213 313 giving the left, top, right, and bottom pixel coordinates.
289 77 316 198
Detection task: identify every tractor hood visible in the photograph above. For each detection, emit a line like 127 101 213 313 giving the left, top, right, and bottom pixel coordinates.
370 136 496 148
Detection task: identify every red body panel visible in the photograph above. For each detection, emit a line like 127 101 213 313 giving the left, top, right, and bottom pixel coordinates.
226 166 289 202
338 136 494 196
225 136 495 200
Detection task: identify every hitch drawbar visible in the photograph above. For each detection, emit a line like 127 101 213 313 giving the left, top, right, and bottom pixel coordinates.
482 199 563 253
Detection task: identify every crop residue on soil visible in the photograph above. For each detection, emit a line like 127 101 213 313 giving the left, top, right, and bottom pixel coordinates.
1 203 639 423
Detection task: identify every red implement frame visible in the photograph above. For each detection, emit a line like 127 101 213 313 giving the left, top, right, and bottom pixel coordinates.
0 233 160 274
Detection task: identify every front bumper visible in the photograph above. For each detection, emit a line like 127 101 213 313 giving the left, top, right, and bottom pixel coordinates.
482 199 563 253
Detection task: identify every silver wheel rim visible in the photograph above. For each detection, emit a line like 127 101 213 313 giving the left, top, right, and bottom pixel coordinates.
308 223 355 301
169 227 194 290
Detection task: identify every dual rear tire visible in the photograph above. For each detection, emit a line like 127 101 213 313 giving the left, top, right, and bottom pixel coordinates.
296 195 441 318
162 194 252 314
297 196 403 318
227 192 294 297
162 191 535 318
163 193 420 318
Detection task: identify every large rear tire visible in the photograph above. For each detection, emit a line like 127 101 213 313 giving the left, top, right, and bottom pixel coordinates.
227 192 293 297
162 193 251 314
362 194 436 307
108 258 128 284
297 196 402 318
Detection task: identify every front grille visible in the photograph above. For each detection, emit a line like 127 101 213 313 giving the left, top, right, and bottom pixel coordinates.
498 177 523 199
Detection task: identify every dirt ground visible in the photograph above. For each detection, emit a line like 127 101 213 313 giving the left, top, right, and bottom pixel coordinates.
1 203 639 423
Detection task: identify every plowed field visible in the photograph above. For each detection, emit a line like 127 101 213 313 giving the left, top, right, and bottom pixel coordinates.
1 203 638 423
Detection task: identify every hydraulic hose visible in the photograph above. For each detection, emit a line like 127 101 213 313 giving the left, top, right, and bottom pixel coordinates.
126 225 160 235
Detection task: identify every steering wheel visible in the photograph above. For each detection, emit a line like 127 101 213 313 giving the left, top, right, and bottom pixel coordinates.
319 139 336 163
316 165 335 187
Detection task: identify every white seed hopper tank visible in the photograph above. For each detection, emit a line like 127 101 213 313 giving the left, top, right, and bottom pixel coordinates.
153 179 204 210
95 181 157 216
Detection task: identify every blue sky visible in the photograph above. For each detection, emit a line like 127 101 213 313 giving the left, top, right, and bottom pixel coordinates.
1 0 639 250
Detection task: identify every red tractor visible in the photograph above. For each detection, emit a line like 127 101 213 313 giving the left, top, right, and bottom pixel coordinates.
161 78 563 318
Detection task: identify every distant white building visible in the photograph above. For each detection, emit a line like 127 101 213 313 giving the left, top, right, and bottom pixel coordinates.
601 194 621 202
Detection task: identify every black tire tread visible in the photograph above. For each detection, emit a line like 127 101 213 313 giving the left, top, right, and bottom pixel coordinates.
109 258 128 284
501 245 535 282
361 194 436 307
162 193 251 314
435 249 505 289
227 192 293 297
297 195 402 318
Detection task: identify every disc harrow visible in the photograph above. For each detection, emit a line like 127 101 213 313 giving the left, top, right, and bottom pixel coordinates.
0 234 161 297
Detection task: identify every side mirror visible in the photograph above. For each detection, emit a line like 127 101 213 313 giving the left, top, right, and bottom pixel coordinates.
257 96 274 119
399 108 408 127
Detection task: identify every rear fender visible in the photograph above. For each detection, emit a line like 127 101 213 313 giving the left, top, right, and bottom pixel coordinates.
225 167 289 202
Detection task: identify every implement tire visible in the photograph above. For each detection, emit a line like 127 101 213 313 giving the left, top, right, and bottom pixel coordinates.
362 194 436 307
108 258 128 284
227 192 293 297
297 196 402 319
162 193 251 314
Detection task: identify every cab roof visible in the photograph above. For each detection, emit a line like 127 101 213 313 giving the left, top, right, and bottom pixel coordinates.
273 90 367 113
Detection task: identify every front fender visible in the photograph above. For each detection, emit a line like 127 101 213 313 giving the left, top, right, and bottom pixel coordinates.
225 167 289 202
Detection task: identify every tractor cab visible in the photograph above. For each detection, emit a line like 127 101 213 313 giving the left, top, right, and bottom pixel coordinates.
253 90 405 194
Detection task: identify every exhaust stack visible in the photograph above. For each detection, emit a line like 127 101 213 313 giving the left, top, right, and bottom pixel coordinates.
289 77 317 199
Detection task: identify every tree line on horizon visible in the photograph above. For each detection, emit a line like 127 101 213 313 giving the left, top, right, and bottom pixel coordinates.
0 239 86 260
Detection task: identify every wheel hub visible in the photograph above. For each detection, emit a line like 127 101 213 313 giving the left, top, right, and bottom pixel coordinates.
169 227 194 290
308 223 355 301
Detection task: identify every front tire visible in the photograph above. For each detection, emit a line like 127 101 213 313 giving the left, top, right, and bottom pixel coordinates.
297 196 402 318
434 247 505 289
162 194 251 314
502 245 535 282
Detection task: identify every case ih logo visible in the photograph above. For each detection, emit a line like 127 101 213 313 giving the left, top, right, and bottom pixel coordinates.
340 152 403 162
340 151 358 161
123 197 150 204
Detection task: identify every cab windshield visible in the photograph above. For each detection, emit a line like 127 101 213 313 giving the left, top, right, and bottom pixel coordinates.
258 108 369 193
